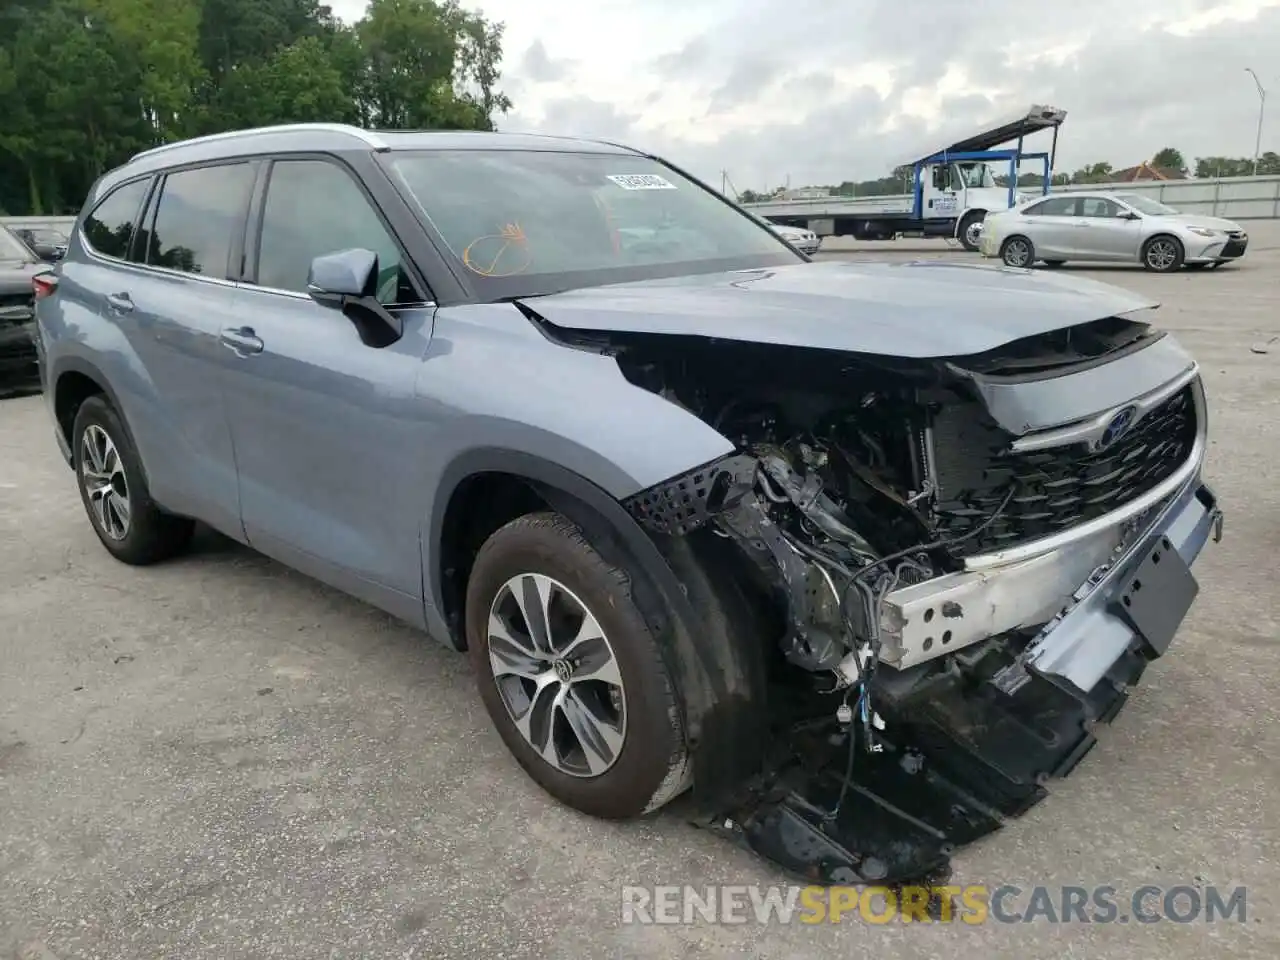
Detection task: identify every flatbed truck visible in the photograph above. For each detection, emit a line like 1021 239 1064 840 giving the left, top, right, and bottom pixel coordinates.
743 104 1066 251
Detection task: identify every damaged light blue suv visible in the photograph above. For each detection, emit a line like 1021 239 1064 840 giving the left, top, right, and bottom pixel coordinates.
35 124 1224 885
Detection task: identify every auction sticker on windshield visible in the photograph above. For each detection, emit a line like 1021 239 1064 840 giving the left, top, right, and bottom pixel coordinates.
607 174 677 190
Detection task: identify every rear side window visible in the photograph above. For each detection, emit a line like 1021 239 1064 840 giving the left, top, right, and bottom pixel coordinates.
254 159 414 303
1024 196 1076 217
142 163 255 277
82 178 151 260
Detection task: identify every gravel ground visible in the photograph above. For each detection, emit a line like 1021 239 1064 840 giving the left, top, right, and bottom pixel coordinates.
2 223 1278 959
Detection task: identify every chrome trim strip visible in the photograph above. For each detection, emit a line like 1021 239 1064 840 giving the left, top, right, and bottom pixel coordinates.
963 376 1206 572
238 282 436 308
129 124 387 163
1010 362 1199 453
81 243 240 289
82 243 437 308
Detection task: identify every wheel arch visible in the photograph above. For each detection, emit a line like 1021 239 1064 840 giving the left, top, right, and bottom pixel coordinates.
427 447 772 806
1142 231 1185 251
428 448 694 651
50 356 140 474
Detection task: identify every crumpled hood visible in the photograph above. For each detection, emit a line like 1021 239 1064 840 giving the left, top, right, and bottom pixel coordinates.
518 259 1158 359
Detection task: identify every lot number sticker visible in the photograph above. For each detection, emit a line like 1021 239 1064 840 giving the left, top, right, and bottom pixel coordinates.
607 174 677 190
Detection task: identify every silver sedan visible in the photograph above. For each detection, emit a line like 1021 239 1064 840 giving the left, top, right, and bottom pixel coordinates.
769 222 822 255
978 191 1249 272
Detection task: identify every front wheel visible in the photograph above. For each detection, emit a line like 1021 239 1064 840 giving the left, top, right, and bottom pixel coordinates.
1000 235 1035 268
1142 236 1184 273
958 211 986 252
465 512 688 819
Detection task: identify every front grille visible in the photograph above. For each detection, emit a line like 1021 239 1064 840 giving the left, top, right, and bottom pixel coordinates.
1220 238 1248 258
928 387 1197 558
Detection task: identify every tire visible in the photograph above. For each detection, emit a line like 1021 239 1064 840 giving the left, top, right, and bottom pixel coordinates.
1000 235 1035 268
71 395 195 564
1042 260 1066 268
465 511 688 820
958 211 986 252
1142 235 1184 273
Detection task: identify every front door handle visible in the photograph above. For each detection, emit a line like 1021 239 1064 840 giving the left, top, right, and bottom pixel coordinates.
106 292 134 313
220 326 264 356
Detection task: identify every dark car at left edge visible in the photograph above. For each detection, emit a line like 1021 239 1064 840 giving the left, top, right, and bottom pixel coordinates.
0 225 52 394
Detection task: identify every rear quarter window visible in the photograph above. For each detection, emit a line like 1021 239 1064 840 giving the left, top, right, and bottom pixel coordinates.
82 178 152 260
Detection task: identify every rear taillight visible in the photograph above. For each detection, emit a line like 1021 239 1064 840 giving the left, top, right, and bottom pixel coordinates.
32 273 57 300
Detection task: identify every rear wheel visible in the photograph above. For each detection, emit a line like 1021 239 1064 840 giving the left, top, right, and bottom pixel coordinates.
958 211 986 252
1000 235 1035 268
71 395 194 564
465 512 688 819
1142 236 1184 273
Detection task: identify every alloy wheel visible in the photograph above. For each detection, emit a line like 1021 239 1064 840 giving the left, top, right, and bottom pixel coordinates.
1146 239 1178 271
1003 238 1031 267
80 424 131 540
487 572 626 777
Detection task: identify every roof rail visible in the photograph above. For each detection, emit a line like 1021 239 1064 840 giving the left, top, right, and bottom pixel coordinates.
129 123 388 163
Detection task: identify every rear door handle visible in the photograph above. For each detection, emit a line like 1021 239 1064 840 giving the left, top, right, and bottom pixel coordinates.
220 326 264 356
106 292 134 313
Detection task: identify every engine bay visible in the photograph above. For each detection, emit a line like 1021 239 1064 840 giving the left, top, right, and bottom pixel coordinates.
617 336 1017 678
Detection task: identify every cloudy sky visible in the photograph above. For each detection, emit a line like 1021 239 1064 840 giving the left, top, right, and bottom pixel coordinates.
330 0 1278 190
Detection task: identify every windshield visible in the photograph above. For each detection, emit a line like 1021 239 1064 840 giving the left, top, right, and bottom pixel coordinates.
384 150 801 299
1114 194 1179 216
0 227 34 262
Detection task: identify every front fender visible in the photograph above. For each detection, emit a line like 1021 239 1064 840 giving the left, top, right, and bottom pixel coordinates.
413 303 735 525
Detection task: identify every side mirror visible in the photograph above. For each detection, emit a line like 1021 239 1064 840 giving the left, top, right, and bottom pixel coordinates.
306 248 404 348
308 248 378 299
1119 210 1141 220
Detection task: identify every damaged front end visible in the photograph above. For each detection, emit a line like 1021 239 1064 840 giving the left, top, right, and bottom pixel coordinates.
612 318 1224 885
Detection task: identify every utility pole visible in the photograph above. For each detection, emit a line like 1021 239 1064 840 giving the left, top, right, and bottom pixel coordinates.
1245 67 1267 176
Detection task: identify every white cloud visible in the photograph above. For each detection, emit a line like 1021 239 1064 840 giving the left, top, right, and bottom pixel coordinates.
329 0 1280 189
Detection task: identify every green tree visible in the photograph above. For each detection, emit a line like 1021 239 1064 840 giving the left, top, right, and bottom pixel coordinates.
0 0 513 215
213 36 356 128
1071 162 1114 184
356 0 508 130
1195 154 1279 177
1151 147 1187 174
197 0 329 83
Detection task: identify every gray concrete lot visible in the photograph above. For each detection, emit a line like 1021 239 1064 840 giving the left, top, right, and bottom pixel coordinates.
3 224 1279 959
